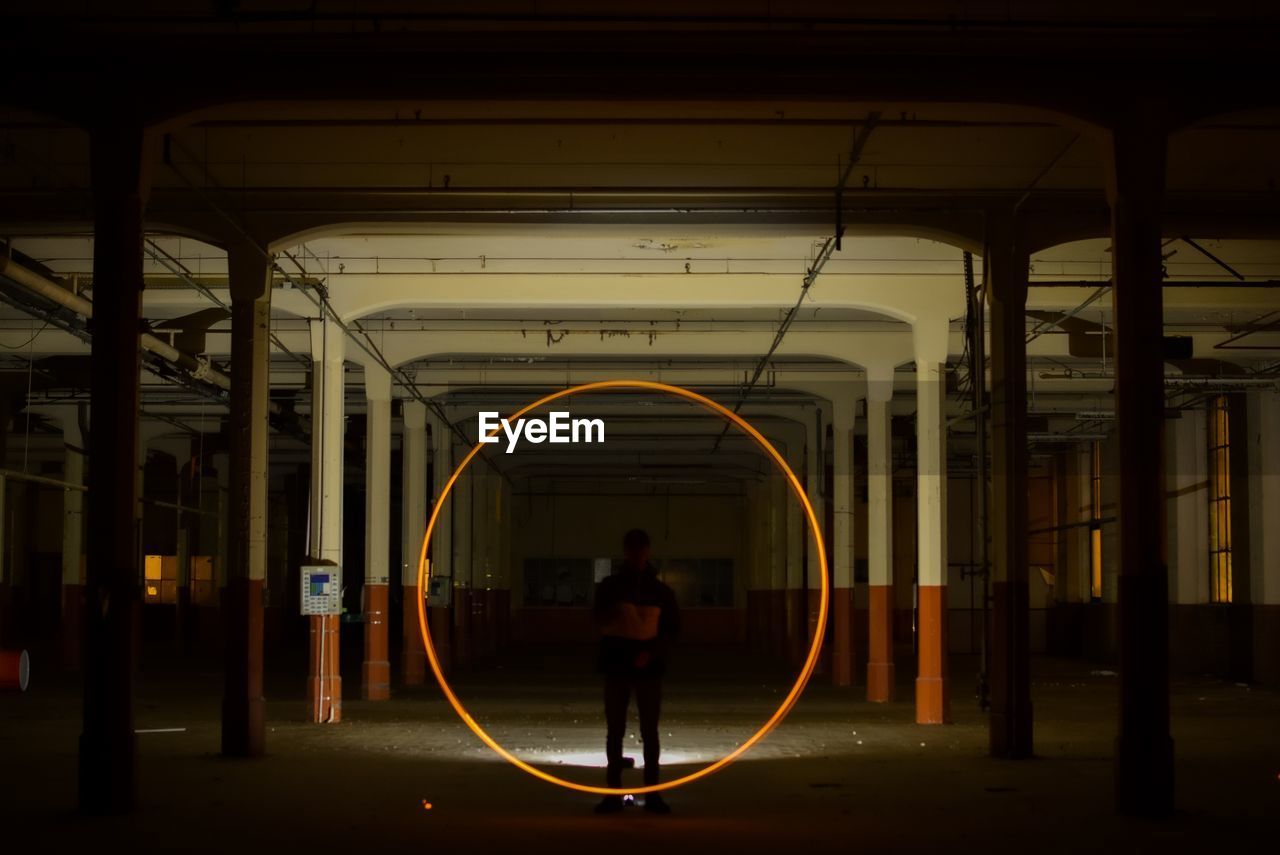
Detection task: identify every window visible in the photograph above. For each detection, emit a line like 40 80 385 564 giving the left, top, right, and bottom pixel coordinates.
1208 396 1233 604
522 558 594 606
1090 440 1103 600
143 555 179 604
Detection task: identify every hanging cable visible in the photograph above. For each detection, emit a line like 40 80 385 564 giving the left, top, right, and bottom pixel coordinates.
711 112 880 452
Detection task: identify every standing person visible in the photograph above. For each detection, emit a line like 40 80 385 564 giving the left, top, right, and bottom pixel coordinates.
592 528 680 814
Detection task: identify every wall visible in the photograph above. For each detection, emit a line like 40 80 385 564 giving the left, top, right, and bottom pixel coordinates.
508 489 748 644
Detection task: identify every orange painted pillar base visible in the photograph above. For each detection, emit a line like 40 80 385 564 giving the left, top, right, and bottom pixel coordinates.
915 585 949 724
307 614 342 723
867 584 895 702
807 588 826 675
361 584 390 700
401 585 427 686
786 588 807 667
453 588 472 667
832 588 855 687
429 606 451 676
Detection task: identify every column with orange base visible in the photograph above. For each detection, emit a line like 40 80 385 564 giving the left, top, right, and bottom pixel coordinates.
805 407 826 669
452 439 474 667
428 410 453 672
768 467 789 661
307 316 344 723
915 332 950 725
400 400 429 686
785 438 807 667
361 365 392 701
831 397 857 687
866 372 895 702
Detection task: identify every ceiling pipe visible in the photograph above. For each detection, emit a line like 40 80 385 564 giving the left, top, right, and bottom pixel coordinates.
0 254 231 393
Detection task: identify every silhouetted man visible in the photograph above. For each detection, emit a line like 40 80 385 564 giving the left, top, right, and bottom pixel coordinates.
592 528 680 814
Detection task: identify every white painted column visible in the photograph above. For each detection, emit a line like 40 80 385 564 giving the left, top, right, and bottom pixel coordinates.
914 329 950 724
361 364 392 700
831 396 857 686
785 433 805 665
866 373 896 701
452 433 474 665
769 454 789 660
307 315 345 723
400 399 429 684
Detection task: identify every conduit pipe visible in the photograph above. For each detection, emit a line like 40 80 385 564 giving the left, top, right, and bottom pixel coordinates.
0 255 230 392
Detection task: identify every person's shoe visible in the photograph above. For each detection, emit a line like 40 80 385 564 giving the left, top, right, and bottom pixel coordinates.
643 792 672 815
594 795 625 814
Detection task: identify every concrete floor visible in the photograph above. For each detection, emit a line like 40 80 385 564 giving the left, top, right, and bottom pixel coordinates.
2 649 1276 852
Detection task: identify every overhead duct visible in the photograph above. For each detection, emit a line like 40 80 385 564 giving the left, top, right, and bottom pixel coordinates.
0 254 230 393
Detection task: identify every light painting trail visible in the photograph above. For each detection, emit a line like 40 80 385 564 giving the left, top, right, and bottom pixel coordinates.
415 379 830 796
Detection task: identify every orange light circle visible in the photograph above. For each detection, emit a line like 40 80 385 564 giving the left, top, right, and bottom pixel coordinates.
416 379 829 795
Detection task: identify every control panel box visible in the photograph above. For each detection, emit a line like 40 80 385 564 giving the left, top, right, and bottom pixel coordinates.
300 565 342 616
427 573 453 608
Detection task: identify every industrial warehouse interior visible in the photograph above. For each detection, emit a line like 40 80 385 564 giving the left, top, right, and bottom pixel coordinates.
1 4 1279 852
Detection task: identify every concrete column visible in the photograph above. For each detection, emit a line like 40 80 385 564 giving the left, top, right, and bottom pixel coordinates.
915 347 950 725
805 408 826 662
222 243 273 756
79 122 150 815
1107 106 1173 816
831 398 857 687
745 481 768 653
361 365 392 701
61 412 86 671
866 379 896 702
987 213 1033 758
785 436 806 667
452 435 474 667
429 411 453 670
1248 391 1280 683
400 400 428 685
307 316 345 723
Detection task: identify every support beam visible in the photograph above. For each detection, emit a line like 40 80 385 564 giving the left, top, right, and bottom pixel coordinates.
866 376 895 702
400 400 428 686
831 398 857 687
915 344 950 725
361 365 392 701
79 122 150 814
987 213 1034 758
1107 107 1174 817
222 242 273 756
307 316 345 723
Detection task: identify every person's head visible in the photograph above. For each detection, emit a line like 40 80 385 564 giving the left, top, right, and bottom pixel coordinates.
622 528 651 568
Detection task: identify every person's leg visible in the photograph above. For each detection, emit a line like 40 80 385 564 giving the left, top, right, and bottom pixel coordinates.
604 674 631 788
636 676 663 785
